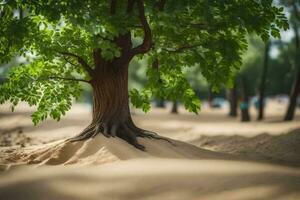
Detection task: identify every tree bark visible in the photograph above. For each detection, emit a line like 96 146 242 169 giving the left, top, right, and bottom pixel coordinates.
240 75 251 122
284 22 300 121
228 82 238 117
171 100 178 114
257 41 270 120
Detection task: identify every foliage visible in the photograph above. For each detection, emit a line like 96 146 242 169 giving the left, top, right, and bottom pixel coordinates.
0 59 82 124
235 37 294 97
237 36 265 96
237 0 299 97
0 0 288 124
267 40 296 95
128 58 147 90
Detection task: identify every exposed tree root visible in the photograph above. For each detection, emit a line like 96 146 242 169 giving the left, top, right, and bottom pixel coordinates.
69 122 174 151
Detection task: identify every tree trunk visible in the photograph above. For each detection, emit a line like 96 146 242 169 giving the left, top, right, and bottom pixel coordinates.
171 100 178 114
155 99 166 108
240 75 251 122
228 82 238 117
71 62 167 150
208 85 213 108
257 41 270 120
284 69 300 121
284 22 300 121
152 59 166 109
91 64 131 130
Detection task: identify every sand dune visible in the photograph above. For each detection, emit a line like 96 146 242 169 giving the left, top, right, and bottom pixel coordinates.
3 134 233 168
190 128 300 167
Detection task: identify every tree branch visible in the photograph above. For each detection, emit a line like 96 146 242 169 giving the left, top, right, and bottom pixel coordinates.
152 58 159 70
61 56 80 68
19 8 23 19
292 2 300 49
43 76 90 84
93 48 103 68
2 40 11 57
293 21 299 49
188 23 208 29
58 52 94 76
1 76 90 84
127 0 136 12
130 0 152 56
95 34 114 42
155 0 166 11
111 0 117 14
162 43 203 53
151 58 163 84
293 2 300 21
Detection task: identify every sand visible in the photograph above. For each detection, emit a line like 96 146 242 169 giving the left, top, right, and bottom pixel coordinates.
1 133 237 170
0 101 300 200
1 159 300 200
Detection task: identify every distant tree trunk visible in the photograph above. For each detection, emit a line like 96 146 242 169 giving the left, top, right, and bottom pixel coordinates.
257 41 270 120
208 85 213 108
19 8 23 19
240 75 251 122
152 58 165 109
171 100 178 114
228 81 238 117
284 21 300 121
155 99 166 108
285 70 300 121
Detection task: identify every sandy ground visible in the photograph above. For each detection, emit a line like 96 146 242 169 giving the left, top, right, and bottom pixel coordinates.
1 159 300 200
0 100 300 200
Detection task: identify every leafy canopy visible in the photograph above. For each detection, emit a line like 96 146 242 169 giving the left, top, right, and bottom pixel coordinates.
0 0 288 124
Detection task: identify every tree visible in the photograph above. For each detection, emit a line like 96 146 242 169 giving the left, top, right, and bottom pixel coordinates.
257 41 270 120
0 1 288 150
267 41 295 95
239 74 251 122
228 80 238 117
170 100 178 114
235 36 265 121
284 0 300 121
